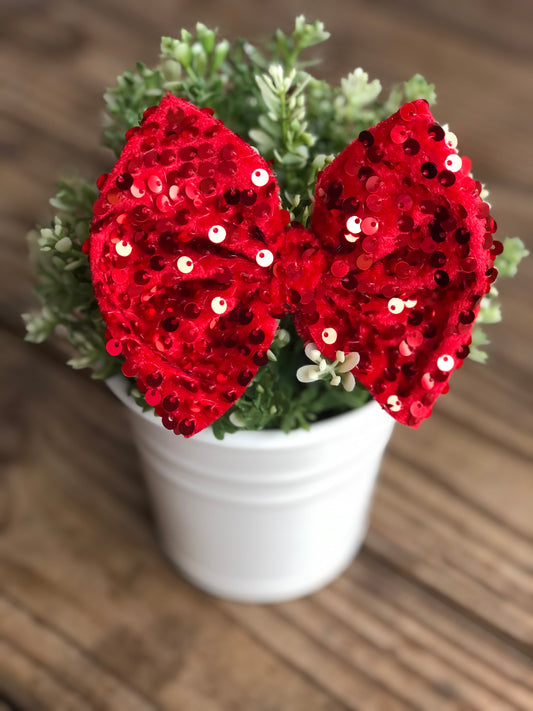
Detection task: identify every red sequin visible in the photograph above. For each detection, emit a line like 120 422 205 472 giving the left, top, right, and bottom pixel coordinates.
90 96 286 436
300 99 495 426
90 96 495 435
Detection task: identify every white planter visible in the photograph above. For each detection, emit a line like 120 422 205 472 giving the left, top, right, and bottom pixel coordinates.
107 376 395 603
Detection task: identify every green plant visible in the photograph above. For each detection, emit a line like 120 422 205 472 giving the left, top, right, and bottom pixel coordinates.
24 17 528 437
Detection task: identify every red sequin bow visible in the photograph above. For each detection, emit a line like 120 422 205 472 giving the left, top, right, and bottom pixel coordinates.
89 95 498 436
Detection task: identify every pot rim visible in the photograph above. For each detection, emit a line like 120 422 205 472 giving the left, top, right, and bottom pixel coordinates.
106 374 389 450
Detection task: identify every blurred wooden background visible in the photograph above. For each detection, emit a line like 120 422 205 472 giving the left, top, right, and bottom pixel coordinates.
1 1 532 709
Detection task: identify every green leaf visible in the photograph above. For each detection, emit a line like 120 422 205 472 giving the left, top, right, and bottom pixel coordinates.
402 73 436 104
494 237 529 278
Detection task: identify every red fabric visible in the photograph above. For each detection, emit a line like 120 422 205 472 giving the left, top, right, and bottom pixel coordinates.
90 97 288 436
296 100 497 425
89 95 496 435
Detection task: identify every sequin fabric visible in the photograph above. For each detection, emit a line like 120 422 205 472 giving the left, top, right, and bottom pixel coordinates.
90 97 289 436
89 96 497 435
301 99 498 426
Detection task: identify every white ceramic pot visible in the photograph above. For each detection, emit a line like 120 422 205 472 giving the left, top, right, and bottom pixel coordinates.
107 376 395 603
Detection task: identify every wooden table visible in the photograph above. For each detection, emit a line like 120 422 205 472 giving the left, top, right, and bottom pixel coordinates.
1 1 532 708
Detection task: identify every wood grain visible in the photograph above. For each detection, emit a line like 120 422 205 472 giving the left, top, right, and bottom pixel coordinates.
1 0 532 709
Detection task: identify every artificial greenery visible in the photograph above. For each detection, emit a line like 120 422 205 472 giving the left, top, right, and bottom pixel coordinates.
24 17 528 437
468 235 528 363
24 178 120 379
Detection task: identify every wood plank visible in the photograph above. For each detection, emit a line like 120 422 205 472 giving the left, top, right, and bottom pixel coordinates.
218 601 413 711
386 391 533 540
0 595 157 711
345 557 533 708
373 0 533 61
0 639 95 711
369 459 533 648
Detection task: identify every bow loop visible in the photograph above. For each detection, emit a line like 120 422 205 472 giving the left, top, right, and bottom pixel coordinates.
90 95 287 436
295 99 495 425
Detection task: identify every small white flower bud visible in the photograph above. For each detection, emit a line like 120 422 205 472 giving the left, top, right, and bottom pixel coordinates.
296 365 320 383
